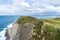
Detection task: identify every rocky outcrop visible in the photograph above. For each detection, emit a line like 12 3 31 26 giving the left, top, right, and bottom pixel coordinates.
5 23 20 40
5 16 43 40
5 22 35 40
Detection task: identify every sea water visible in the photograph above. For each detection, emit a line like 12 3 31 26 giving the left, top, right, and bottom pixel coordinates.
0 16 19 40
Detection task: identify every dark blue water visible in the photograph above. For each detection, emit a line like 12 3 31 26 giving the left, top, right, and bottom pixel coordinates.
0 16 20 31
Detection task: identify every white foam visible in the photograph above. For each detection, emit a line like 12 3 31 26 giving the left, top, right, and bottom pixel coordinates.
0 23 13 40
0 29 6 40
7 23 13 28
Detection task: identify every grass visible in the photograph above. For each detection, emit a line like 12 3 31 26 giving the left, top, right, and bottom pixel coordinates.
16 16 60 40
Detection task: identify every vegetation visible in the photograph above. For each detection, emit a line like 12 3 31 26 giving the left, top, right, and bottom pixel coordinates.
54 18 60 21
17 16 60 40
44 25 60 40
17 16 37 24
30 21 43 40
17 16 43 40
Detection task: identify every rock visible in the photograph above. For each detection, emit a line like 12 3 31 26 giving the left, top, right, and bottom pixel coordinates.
5 23 20 40
5 16 43 40
5 22 35 40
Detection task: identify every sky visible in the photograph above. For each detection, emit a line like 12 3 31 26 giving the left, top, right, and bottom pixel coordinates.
0 0 60 17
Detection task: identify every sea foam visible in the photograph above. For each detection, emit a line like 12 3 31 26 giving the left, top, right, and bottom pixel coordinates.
0 23 13 40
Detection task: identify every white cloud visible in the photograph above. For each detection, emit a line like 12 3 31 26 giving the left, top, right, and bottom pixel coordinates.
0 0 30 14
44 4 60 12
0 5 18 13
45 0 60 6
20 2 30 7
0 0 60 15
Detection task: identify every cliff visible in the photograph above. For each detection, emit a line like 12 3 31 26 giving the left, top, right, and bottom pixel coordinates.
5 16 43 40
5 16 60 40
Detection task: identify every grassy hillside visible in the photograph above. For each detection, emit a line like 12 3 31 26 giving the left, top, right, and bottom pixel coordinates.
16 16 60 40
43 18 60 28
16 16 44 40
42 18 60 40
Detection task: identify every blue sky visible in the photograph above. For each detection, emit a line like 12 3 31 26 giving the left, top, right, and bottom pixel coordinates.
0 0 60 17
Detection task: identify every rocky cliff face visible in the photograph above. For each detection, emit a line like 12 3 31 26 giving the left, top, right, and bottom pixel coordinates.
5 16 43 40
5 23 20 40
5 22 35 40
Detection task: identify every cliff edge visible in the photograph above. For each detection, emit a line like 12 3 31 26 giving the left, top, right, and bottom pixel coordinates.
5 16 43 40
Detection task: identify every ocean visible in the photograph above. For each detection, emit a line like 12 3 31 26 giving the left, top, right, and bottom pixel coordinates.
0 16 20 40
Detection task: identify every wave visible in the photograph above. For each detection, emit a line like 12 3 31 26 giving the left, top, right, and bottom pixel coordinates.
0 23 13 40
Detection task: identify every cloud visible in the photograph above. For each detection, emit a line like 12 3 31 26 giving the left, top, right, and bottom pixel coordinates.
0 0 30 14
0 0 60 15
45 0 60 6
44 4 60 12
0 5 18 13
20 2 30 7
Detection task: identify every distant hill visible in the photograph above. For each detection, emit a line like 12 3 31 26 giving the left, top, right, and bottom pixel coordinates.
53 17 60 21
43 17 60 28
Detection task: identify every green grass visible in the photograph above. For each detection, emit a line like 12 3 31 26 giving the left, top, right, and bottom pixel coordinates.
43 18 60 26
16 16 60 40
